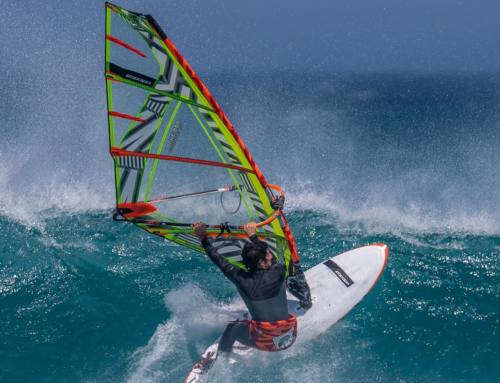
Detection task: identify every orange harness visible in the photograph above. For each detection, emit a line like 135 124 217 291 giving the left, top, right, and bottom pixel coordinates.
249 315 297 352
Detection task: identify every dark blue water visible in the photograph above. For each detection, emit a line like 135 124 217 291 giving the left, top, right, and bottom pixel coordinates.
1 73 499 382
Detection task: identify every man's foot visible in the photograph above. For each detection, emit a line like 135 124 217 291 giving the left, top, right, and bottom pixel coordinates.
192 351 216 373
300 298 312 310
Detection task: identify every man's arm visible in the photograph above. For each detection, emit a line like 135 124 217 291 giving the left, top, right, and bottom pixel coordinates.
244 222 263 246
192 222 241 282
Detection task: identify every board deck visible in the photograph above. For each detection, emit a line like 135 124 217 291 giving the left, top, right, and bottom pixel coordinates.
184 244 389 382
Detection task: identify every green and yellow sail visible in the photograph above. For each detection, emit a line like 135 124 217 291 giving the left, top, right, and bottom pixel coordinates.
105 2 299 271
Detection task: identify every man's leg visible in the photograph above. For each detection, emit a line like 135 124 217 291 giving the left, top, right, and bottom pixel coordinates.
217 321 253 356
287 264 312 309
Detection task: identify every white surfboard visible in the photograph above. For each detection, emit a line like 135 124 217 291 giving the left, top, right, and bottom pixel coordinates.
184 244 389 383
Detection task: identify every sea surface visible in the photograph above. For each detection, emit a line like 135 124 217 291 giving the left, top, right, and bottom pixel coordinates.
0 72 499 382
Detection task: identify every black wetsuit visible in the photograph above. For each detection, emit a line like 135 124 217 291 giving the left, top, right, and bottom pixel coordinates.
201 235 289 354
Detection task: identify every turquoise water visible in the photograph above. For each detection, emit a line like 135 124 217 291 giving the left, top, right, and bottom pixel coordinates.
1 212 498 382
1 73 499 382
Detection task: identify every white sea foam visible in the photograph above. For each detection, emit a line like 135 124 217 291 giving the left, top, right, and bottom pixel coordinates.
126 283 344 383
126 284 245 383
286 181 500 235
0 154 113 228
1 143 497 237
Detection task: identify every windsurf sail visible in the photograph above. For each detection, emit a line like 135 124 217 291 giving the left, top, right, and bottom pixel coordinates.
105 2 299 271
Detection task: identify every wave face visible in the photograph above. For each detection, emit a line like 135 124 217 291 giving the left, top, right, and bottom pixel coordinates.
1 72 499 382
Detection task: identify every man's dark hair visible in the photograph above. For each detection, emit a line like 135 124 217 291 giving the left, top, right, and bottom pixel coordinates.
241 241 268 270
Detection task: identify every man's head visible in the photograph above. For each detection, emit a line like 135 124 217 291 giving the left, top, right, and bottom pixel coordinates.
241 240 272 270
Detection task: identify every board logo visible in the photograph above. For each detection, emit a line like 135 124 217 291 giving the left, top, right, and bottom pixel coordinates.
273 328 295 350
167 122 183 153
323 260 354 287
109 63 155 87
125 73 152 85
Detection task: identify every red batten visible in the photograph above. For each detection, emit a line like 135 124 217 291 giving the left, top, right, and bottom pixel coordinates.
111 147 255 173
280 213 300 263
109 111 145 122
106 35 147 58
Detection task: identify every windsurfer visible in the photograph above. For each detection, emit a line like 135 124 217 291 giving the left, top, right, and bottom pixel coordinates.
193 221 310 356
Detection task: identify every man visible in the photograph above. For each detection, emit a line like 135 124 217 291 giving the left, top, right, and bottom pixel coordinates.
192 221 311 356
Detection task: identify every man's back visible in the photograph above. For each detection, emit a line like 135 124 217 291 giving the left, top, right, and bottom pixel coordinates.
233 265 288 321
201 237 289 321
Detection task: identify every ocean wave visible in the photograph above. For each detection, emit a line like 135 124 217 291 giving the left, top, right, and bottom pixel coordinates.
0 156 113 227
126 284 245 383
286 183 500 236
